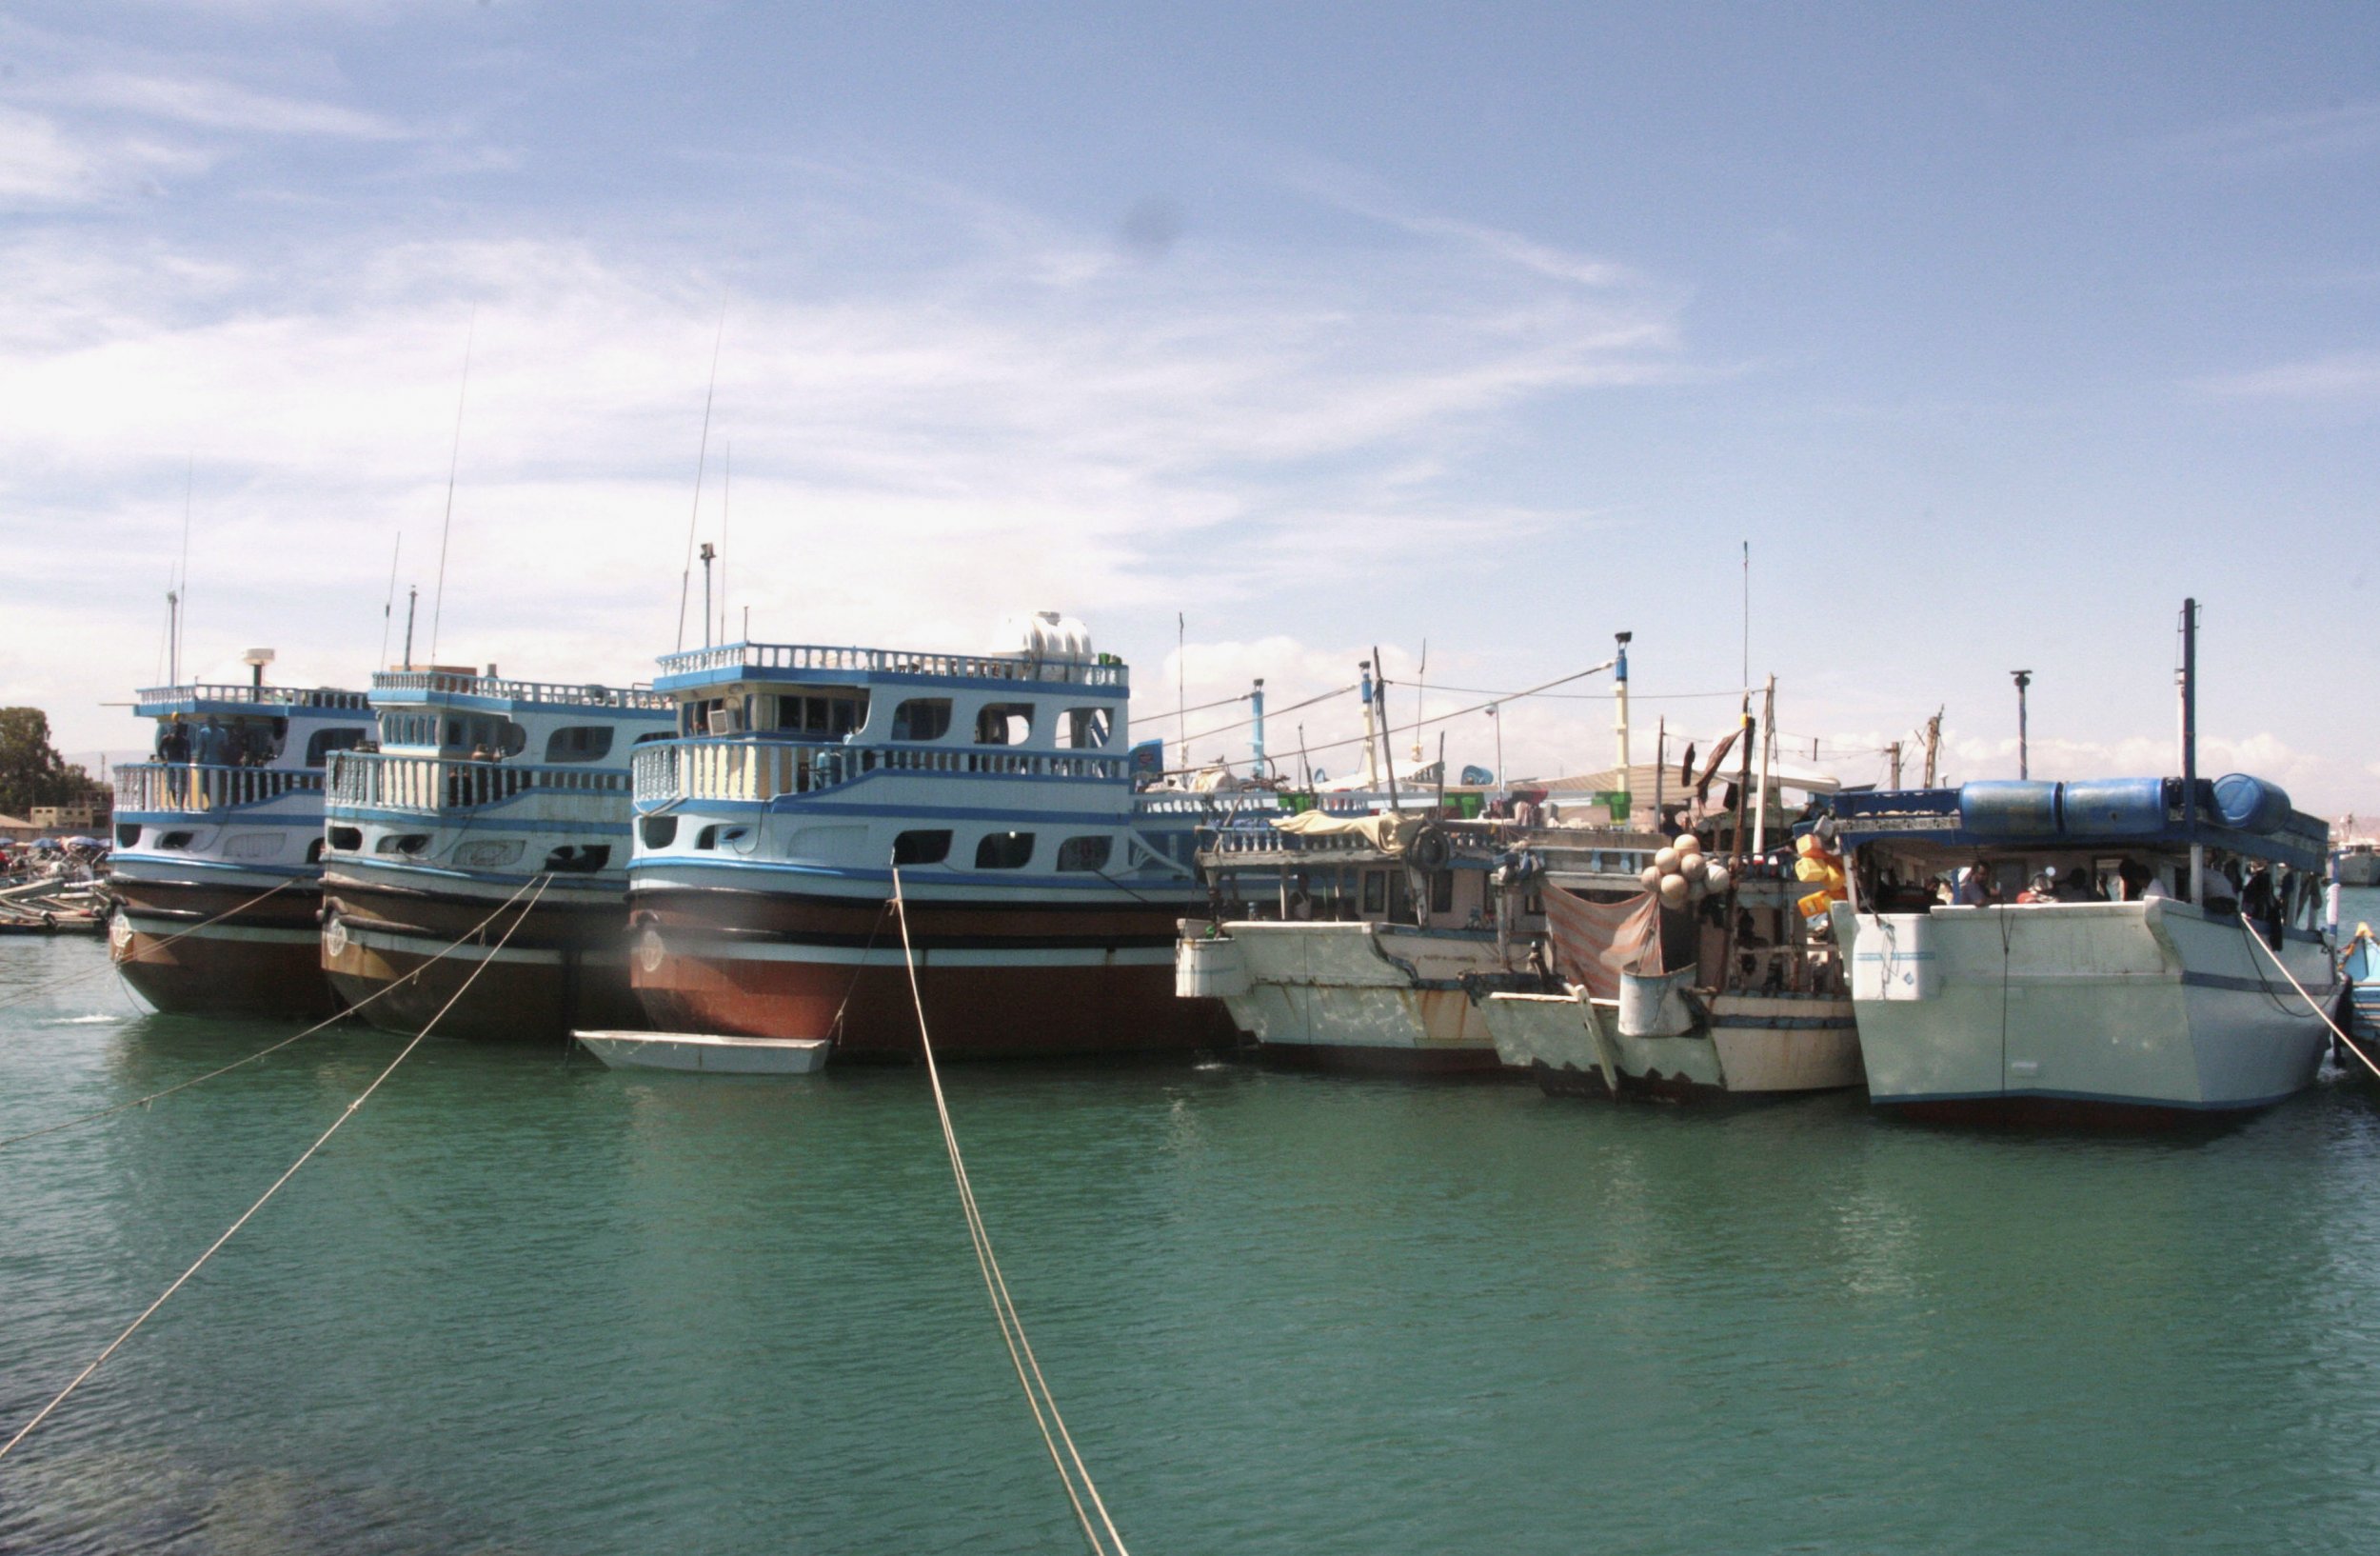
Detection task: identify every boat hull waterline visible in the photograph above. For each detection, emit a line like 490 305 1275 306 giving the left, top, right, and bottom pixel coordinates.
109 871 340 1019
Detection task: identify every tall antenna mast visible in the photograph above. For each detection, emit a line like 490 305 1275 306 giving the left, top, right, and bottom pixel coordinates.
427 309 477 665
675 306 727 652
718 439 731 646
377 532 403 668
1411 639 1428 764
1740 539 1750 690
172 457 193 685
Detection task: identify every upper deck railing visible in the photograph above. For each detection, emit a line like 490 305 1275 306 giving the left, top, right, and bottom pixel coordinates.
655 642 1130 689
327 752 633 816
134 684 370 712
369 671 672 711
632 736 1128 807
115 762 325 814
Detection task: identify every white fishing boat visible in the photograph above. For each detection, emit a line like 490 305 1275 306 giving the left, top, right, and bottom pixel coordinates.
574 1028 830 1073
1829 775 2334 1124
319 667 673 1039
1475 868 1859 1100
107 659 373 1017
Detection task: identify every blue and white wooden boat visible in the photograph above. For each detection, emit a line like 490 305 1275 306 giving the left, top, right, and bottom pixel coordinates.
108 671 373 1016
320 668 674 1039
1828 774 2336 1126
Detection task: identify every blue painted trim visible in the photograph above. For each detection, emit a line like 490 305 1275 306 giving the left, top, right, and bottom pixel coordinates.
327 858 625 888
627 854 1184 892
1874 1085 2303 1112
110 854 319 880
116 810 323 828
653 665 1130 699
325 806 629 836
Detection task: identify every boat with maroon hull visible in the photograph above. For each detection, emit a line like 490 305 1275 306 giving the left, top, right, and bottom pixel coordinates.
107 672 373 1017
626 616 1237 1059
318 668 673 1040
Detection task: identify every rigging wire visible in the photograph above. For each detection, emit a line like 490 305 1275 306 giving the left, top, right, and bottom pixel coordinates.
0 875 554 1466
0 874 553 1151
1165 659 1617 774
0 880 302 1015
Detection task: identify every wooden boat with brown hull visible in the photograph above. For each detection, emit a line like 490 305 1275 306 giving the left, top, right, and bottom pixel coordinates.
321 877 645 1041
318 667 673 1042
108 676 375 1018
108 872 341 1019
628 884 1229 1061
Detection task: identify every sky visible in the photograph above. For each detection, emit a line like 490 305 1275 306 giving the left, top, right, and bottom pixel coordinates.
1 1 2374 813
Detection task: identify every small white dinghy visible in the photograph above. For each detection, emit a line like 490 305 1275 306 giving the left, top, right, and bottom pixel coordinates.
573 1030 831 1075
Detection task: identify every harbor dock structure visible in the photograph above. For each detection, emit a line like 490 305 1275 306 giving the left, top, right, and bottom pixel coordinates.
1827 775 2336 1125
319 668 673 1040
108 674 372 1016
625 615 1240 1059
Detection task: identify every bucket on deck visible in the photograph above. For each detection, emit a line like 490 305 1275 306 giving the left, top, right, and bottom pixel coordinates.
1177 935 1251 999
1617 968 1698 1038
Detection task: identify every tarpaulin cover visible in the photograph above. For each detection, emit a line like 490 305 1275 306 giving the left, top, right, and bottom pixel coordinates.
1543 886 1663 999
1269 810 1420 852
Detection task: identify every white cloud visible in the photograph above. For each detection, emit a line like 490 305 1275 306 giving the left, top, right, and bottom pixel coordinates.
32 69 406 140
2164 100 2380 170
0 171 1690 763
2192 350 2380 400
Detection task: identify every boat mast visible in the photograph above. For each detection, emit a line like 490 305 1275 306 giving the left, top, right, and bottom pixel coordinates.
1613 631 1633 820
2180 597 2201 906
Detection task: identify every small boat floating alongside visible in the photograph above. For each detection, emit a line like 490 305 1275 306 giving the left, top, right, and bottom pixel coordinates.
574 1029 830 1073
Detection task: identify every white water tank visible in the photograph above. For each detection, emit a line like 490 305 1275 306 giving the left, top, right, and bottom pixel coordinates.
1001 610 1094 664
1177 935 1251 999
1853 913 1940 1002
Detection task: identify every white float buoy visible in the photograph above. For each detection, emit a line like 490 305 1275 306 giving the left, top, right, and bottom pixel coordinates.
1658 874 1691 908
1702 865 1730 895
1676 833 1702 857
1639 865 1662 891
1654 847 1680 873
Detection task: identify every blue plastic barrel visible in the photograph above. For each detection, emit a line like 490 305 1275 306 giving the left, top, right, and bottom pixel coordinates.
2058 778 2168 839
1959 781 2061 838
2212 773 2291 834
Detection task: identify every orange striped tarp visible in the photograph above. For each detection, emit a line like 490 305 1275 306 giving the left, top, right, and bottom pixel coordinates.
1542 886 1663 999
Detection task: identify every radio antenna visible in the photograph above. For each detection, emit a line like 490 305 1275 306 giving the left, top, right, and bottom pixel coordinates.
427 309 477 666
675 305 727 652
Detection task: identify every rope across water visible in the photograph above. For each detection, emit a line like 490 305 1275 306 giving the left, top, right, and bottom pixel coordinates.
0 873 555 1465
889 868 1133 1556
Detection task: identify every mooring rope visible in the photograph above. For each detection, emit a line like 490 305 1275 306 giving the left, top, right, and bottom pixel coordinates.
0 877 300 1013
888 868 1131 1556
0 874 553 1465
2241 928 2380 1081
0 873 553 1152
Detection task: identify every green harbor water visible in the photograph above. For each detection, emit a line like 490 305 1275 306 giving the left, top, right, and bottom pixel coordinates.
6 897 2380 1555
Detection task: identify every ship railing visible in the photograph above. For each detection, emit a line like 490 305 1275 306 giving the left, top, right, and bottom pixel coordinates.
655 642 1130 688
327 752 631 815
368 671 671 710
113 762 325 814
632 737 1129 806
134 684 370 711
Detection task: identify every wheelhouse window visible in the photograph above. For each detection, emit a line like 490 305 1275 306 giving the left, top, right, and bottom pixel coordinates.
1058 708 1112 749
305 728 369 767
976 703 1034 746
891 698 953 741
975 831 1035 869
1056 835 1112 872
892 828 952 865
773 690 870 737
545 726 616 764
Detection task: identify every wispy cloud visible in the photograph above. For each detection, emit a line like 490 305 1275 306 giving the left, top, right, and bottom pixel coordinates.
2191 350 2380 400
31 68 407 140
2162 99 2380 170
